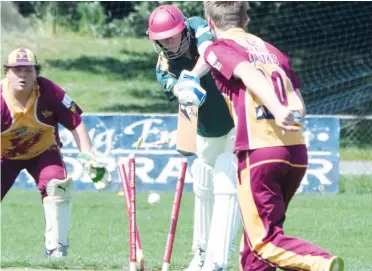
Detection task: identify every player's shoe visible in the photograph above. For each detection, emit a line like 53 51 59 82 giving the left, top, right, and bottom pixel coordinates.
45 244 68 258
328 256 344 271
184 247 206 271
209 264 224 271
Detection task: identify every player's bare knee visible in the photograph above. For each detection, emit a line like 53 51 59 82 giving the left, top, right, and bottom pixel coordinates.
213 152 238 195
38 166 66 187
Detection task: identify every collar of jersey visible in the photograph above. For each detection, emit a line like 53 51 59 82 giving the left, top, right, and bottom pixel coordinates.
220 27 246 39
2 79 40 114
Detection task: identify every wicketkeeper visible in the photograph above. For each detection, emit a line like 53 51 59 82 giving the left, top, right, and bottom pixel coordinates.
1 48 110 257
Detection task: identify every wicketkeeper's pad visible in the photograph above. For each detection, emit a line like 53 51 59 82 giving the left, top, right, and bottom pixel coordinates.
43 177 72 252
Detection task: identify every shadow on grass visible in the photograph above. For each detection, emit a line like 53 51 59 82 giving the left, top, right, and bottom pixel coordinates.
45 55 157 81
120 48 157 58
44 47 158 81
102 101 178 114
97 78 177 113
43 50 175 113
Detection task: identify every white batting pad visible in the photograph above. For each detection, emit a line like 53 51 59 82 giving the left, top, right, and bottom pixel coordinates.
191 158 214 251
202 153 241 271
43 177 72 251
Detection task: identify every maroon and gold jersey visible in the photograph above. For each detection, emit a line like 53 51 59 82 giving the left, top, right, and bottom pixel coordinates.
204 28 305 152
1 77 83 160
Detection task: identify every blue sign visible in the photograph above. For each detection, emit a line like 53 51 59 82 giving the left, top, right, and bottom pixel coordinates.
13 114 340 194
299 117 340 193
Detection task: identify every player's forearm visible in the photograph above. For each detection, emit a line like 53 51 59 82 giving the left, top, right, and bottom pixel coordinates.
71 121 93 154
191 57 210 79
233 62 285 117
195 40 212 78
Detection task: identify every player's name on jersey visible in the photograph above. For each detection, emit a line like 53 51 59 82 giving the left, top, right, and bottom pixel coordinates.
247 52 279 65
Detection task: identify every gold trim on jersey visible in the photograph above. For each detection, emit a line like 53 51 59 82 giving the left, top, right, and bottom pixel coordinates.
250 159 308 169
244 63 305 149
245 91 305 149
1 79 56 160
157 54 169 72
221 28 267 54
157 54 178 78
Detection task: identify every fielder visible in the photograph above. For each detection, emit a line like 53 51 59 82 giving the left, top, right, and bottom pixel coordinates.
1 48 109 258
147 5 241 271
179 2 344 271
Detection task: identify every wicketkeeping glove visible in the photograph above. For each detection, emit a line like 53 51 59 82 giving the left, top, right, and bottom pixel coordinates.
77 152 110 190
177 70 207 108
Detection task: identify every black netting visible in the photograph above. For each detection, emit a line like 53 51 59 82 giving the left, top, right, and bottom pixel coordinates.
247 1 372 115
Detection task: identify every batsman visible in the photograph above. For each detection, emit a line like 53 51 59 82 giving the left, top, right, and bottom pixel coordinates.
147 5 241 271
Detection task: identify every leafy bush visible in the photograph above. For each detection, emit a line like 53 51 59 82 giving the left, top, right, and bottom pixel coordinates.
76 1 106 37
100 1 159 38
99 1 204 38
172 1 204 17
27 2 81 32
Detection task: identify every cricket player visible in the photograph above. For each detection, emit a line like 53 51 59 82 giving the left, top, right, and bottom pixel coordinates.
178 2 344 271
1 48 109 258
147 5 241 271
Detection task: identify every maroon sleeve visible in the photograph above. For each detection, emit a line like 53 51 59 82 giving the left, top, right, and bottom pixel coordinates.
204 43 248 80
264 42 301 89
1 93 12 132
39 77 83 131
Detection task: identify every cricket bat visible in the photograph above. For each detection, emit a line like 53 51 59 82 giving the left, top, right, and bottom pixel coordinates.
176 104 198 156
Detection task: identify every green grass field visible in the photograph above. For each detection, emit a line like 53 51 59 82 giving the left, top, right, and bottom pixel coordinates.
1 177 372 271
340 146 372 161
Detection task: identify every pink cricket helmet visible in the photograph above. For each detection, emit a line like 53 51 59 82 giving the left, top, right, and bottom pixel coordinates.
147 5 187 41
147 5 190 59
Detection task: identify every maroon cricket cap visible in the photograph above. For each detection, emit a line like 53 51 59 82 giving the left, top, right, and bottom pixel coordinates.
4 48 38 67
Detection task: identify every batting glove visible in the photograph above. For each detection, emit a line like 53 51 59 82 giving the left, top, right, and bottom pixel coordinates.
77 152 110 190
178 70 200 85
177 71 206 108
